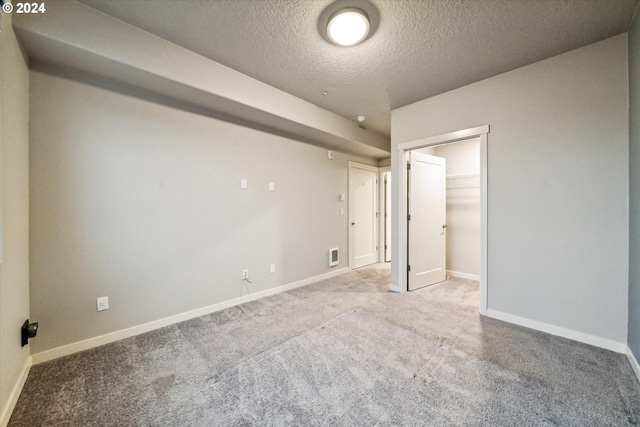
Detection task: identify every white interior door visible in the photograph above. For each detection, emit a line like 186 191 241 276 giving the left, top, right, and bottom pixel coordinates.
385 172 391 262
349 163 378 269
408 152 446 290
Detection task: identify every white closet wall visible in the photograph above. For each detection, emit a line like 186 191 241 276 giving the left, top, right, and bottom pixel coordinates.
434 138 480 280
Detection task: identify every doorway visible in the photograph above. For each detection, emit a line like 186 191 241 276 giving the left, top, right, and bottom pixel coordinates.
392 125 489 315
348 162 379 269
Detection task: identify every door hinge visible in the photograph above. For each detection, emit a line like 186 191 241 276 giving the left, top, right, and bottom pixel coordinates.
376 212 379 217
385 245 387 249
407 265 411 272
407 214 411 221
407 163 411 170
376 245 378 250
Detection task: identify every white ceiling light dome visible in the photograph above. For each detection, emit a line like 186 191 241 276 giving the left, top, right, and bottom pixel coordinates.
327 8 370 46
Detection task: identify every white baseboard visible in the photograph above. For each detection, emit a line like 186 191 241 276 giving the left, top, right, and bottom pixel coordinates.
446 270 480 281
485 309 627 354
389 281 402 293
0 356 32 427
32 267 350 365
627 346 640 384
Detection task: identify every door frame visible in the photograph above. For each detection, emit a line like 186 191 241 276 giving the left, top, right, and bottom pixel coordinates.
391 125 489 315
379 167 391 263
348 161 379 270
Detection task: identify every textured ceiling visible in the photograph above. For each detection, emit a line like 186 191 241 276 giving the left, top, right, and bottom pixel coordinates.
77 0 639 137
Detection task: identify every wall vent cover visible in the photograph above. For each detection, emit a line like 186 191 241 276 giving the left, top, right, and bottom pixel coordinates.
329 248 339 267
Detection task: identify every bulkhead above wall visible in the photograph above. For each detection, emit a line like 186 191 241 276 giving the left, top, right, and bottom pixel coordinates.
12 1 390 160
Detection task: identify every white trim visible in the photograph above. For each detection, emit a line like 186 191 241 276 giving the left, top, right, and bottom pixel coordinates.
447 270 480 281
389 281 402 293
397 125 489 152
479 133 488 315
627 346 640 384
0 356 32 427
347 161 379 173
486 308 627 353
32 267 349 365
378 166 391 263
392 126 489 317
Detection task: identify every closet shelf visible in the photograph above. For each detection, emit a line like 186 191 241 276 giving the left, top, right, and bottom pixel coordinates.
446 172 479 180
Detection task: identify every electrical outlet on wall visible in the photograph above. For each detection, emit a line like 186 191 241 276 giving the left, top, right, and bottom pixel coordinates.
97 296 109 312
242 269 249 280
270 264 276 274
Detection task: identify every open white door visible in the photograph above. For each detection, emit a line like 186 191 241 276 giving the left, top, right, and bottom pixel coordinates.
349 163 378 269
407 152 446 290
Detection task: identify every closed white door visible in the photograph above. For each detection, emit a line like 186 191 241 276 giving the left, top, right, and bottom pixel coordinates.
408 152 446 290
349 163 378 269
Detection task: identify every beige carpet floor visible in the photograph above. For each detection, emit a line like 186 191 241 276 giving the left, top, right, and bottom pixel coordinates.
9 263 640 426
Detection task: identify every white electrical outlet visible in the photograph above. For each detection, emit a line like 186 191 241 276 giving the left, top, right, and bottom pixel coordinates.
97 296 109 312
242 269 249 280
269 182 275 191
270 264 276 274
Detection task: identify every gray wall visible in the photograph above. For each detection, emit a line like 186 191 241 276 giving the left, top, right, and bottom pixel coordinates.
392 35 629 344
629 10 640 359
0 13 31 422
29 64 374 354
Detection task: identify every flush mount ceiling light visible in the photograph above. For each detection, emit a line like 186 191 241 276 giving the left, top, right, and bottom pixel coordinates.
318 2 379 47
327 8 370 46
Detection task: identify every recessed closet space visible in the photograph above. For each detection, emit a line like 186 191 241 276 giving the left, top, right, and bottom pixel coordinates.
417 137 480 281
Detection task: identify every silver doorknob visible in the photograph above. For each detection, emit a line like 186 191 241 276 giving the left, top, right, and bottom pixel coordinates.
442 224 447 229
352 222 356 225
